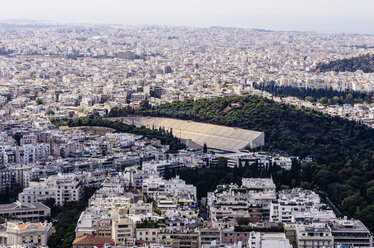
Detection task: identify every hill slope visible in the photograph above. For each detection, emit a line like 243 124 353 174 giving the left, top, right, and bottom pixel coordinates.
110 95 374 231
316 53 374 73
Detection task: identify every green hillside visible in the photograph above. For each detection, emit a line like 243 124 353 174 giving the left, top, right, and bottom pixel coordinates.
110 95 374 231
316 53 374 73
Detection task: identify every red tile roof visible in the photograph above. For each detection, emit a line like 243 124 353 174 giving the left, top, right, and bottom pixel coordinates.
72 234 115 245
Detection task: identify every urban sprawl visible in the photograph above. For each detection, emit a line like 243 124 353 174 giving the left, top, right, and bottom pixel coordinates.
0 24 373 248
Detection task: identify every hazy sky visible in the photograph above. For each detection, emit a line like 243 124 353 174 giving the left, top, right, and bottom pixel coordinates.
1 0 374 34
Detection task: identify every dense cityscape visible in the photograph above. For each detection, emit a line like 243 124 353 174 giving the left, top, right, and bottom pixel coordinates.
0 22 373 248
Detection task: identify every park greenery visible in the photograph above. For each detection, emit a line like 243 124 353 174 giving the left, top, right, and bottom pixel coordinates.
254 82 374 105
166 158 301 200
36 98 43 105
46 187 97 248
108 94 374 232
0 184 23 204
50 116 185 153
315 53 374 73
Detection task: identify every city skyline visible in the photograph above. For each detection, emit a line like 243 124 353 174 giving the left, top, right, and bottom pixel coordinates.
1 0 374 34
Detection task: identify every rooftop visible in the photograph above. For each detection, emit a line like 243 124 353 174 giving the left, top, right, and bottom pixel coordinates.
0 201 50 212
17 222 43 230
72 234 115 245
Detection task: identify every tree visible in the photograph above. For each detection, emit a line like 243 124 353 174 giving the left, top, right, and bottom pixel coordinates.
12 133 22 146
346 93 353 104
367 186 374 202
47 187 97 248
217 157 228 167
342 193 367 217
36 98 43 105
318 97 328 105
153 209 162 215
316 54 374 73
357 205 374 232
0 184 23 204
203 143 208 153
164 167 173 180
140 99 150 110
332 96 340 105
46 109 55 115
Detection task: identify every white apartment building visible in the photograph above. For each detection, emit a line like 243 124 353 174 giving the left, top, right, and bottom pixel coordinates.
0 143 50 165
241 178 276 194
142 175 165 199
75 207 112 238
248 232 293 248
129 202 153 215
131 170 149 189
76 193 135 239
19 180 56 204
208 178 276 222
0 201 51 222
142 175 197 208
55 173 81 205
20 134 37 146
19 173 81 205
270 188 330 223
331 218 373 248
296 223 334 248
137 227 159 243
112 216 135 244
272 157 292 170
142 160 180 177
164 176 197 202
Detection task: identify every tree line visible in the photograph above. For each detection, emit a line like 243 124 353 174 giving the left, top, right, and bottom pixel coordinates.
46 187 97 248
167 158 301 200
315 53 374 73
254 82 374 105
